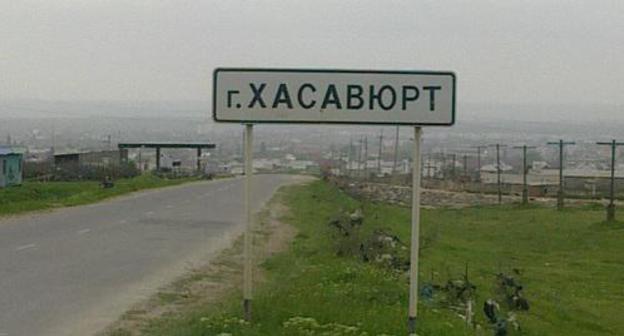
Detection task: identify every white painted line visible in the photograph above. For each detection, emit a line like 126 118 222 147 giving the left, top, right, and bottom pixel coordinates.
165 204 174 209
119 220 128 224
15 244 36 252
145 211 155 216
77 228 91 235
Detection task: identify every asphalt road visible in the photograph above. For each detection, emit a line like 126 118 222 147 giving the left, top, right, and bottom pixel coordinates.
0 174 305 336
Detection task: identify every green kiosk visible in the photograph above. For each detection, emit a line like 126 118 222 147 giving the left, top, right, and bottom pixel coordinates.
0 146 25 188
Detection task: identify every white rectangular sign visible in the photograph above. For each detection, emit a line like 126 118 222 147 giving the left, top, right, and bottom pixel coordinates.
213 68 455 125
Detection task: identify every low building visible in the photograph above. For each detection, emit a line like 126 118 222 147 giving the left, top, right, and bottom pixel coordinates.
221 161 244 175
480 162 513 173
0 146 25 188
54 150 125 171
253 158 283 171
287 160 317 171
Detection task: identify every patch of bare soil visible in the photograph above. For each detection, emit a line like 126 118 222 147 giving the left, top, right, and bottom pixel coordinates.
101 193 296 336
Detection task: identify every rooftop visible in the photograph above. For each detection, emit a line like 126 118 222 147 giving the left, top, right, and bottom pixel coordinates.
118 142 216 149
0 146 26 156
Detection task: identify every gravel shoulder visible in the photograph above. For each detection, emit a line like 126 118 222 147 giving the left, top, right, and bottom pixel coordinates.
102 182 302 336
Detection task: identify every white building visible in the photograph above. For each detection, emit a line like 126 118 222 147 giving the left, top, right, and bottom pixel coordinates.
287 160 316 171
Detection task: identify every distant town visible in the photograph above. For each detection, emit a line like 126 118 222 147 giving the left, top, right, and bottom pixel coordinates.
2 101 624 202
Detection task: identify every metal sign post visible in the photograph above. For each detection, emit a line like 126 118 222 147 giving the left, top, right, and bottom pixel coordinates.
212 68 456 331
243 124 254 320
597 140 624 221
408 127 422 335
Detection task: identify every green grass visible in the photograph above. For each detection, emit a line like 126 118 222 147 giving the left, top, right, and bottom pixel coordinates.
0 174 198 216
142 180 624 336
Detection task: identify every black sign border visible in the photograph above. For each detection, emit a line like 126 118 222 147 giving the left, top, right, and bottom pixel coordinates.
213 68 456 126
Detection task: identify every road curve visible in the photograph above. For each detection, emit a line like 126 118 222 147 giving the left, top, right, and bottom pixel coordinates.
0 174 308 336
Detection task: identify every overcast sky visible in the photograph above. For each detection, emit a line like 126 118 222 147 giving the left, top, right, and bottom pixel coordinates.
1 0 623 107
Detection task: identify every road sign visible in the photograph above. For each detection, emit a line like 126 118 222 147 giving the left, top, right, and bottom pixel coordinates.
213 68 456 125
212 67 457 335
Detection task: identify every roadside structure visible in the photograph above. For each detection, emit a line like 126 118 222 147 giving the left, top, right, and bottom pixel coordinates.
118 142 216 172
0 146 25 188
54 150 123 171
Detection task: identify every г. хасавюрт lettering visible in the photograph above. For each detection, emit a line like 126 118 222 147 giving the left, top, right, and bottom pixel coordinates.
226 83 442 112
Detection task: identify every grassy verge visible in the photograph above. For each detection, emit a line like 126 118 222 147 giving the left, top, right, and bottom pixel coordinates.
139 180 624 335
0 174 199 216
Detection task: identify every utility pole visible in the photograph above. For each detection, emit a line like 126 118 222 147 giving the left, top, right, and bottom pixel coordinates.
377 129 384 175
138 145 143 172
357 137 363 179
441 152 447 179
547 140 576 210
513 145 537 205
472 145 485 181
329 144 334 174
338 144 344 176
425 162 436 178
597 140 624 221
451 153 457 179
425 153 434 178
343 143 349 177
462 154 468 177
348 137 353 178
51 123 56 154
496 145 502 204
488 144 507 204
392 126 400 178
364 136 369 181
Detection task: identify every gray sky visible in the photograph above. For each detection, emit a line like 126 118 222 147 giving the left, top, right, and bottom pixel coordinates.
1 0 623 106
